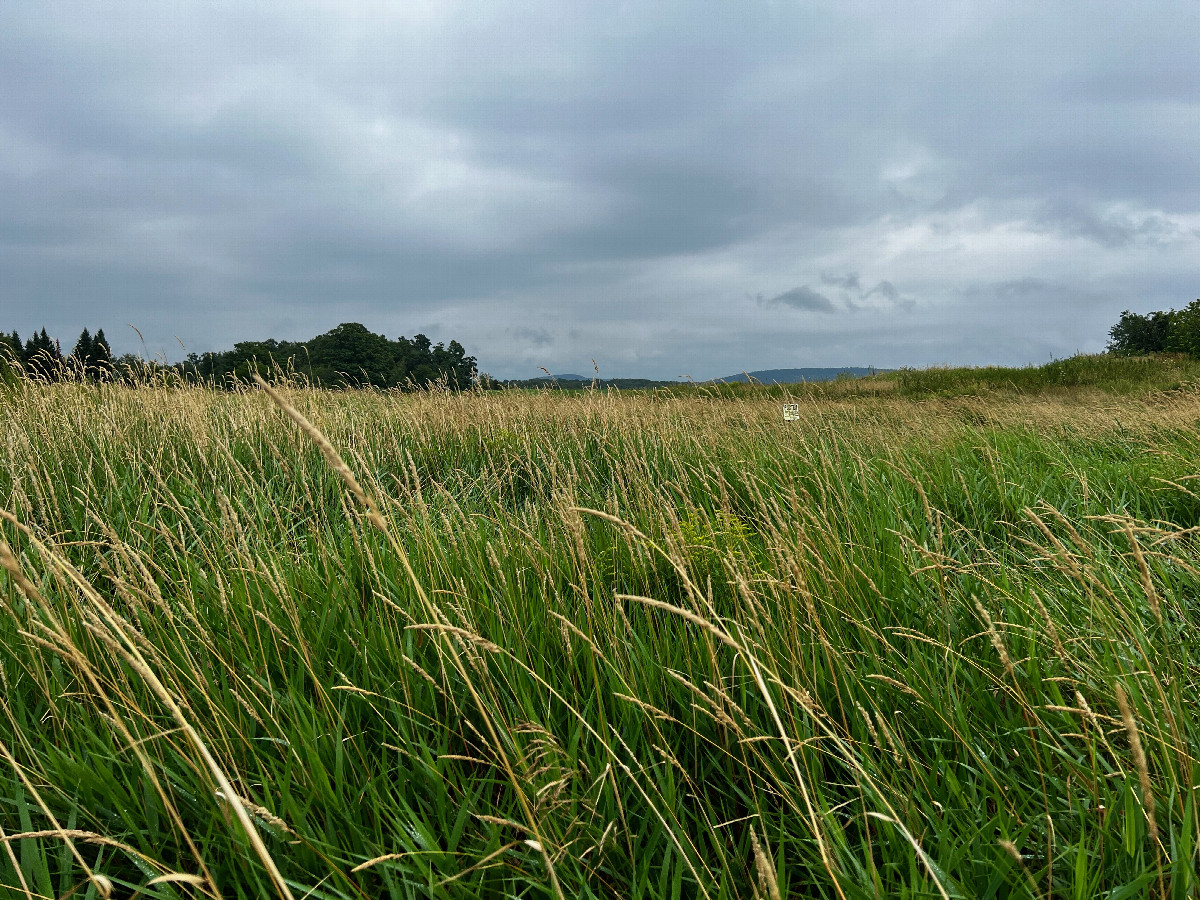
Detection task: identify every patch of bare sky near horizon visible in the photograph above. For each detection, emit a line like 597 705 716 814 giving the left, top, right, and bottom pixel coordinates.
1 1 1198 378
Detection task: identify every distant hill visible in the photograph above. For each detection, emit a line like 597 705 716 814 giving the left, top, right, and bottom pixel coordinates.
712 367 884 384
507 375 674 389
503 367 887 390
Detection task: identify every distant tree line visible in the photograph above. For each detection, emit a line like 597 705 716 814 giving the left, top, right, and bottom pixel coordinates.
1108 300 1200 356
1 322 477 390
0 327 114 382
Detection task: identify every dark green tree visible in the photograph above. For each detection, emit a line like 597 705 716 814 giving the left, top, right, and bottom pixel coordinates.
23 328 61 380
0 331 19 383
1108 309 1175 355
1165 300 1200 357
91 329 113 376
306 323 395 387
72 328 94 375
168 322 477 390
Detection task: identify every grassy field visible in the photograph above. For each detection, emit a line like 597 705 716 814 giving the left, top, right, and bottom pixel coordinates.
1 360 1199 898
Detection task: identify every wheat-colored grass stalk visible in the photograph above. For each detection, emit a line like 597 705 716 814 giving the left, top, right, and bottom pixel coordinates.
1122 520 1162 624
750 827 782 900
1115 683 1158 846
974 596 1015 679
998 839 1041 897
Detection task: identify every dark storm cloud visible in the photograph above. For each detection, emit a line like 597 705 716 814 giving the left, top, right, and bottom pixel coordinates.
2 1 1199 376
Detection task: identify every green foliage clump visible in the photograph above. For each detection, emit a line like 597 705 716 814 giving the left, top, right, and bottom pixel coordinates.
1109 299 1200 356
678 509 753 579
183 321 478 389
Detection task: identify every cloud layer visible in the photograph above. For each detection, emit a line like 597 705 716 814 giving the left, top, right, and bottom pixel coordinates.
2 2 1199 377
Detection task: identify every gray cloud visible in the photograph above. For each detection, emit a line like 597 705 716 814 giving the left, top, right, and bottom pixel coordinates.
1033 199 1183 248
821 271 861 291
1 2 1199 377
863 280 915 312
866 281 898 303
510 326 554 347
762 286 838 313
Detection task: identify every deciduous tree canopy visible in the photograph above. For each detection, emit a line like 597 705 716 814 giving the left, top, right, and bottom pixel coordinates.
184 322 477 389
1108 301 1200 357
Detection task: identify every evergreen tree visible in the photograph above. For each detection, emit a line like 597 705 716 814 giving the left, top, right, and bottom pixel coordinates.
92 329 113 375
24 328 61 380
0 331 19 382
72 328 94 374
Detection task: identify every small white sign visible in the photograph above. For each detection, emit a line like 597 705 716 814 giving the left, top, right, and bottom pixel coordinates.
782 403 800 421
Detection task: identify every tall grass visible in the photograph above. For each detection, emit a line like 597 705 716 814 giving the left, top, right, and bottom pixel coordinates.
1 376 1198 898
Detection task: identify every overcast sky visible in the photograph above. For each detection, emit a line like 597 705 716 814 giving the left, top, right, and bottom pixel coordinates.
2 2 1199 378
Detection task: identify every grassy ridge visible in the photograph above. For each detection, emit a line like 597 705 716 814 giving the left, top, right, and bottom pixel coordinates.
671 353 1200 401
1 372 1199 898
